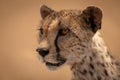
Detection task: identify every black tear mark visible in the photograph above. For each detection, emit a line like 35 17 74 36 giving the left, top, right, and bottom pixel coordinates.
54 31 60 53
54 31 67 63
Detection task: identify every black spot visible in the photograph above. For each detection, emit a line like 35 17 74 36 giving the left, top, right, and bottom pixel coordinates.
101 56 104 59
97 62 106 67
107 51 115 59
113 78 117 80
118 75 120 77
71 49 74 52
79 43 86 48
89 63 94 69
107 51 110 55
115 62 118 66
77 47 80 50
101 63 105 67
89 71 93 76
92 52 96 57
97 62 100 65
111 71 113 75
80 62 84 65
81 56 87 63
81 58 85 63
104 69 108 76
111 62 114 65
97 76 101 80
80 69 87 75
110 55 114 59
89 56 93 61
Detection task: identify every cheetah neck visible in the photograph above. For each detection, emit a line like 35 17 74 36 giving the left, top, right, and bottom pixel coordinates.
71 32 119 80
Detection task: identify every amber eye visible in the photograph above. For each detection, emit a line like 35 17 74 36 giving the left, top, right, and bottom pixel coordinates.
59 28 70 36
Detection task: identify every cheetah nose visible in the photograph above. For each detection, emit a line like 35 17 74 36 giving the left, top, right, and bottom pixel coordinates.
36 48 49 57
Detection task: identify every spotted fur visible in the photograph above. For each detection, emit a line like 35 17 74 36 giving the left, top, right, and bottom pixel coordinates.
37 5 120 80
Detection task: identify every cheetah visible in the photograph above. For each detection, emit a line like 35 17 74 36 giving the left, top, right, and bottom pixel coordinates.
36 5 120 80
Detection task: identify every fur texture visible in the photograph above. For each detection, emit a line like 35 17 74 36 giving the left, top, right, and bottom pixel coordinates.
37 5 120 80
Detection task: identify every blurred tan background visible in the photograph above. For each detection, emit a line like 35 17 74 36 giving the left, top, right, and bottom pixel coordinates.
0 0 120 80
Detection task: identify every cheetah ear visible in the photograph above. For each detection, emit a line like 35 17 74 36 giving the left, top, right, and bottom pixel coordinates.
40 5 54 19
82 6 103 33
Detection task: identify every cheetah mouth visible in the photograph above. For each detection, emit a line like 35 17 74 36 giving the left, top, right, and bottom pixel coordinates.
45 60 66 67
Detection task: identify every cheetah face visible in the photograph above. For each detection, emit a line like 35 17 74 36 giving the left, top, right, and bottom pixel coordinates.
36 5 102 70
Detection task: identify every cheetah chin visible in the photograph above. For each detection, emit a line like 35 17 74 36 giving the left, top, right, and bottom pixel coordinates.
45 60 66 70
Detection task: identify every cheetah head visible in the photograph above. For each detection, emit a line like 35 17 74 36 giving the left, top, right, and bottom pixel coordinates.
36 5 102 70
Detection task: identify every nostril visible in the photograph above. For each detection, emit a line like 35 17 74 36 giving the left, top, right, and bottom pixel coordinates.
36 48 49 57
42 49 49 54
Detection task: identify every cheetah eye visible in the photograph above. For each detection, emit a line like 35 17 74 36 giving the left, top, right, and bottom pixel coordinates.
59 28 70 36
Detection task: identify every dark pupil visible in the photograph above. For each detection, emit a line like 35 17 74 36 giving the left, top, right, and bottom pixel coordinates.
59 28 69 36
